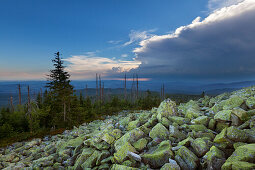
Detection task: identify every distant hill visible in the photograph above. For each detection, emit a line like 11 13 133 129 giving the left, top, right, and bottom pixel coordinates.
1 80 255 107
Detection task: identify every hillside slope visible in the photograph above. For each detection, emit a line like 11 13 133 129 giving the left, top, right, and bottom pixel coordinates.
1 86 255 169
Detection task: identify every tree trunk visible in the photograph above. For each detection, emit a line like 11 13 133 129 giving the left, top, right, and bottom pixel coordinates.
64 101 66 122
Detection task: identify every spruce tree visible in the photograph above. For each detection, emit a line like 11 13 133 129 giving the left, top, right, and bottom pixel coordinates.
46 52 73 123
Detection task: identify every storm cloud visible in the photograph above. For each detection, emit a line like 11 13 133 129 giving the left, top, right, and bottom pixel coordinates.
133 0 255 80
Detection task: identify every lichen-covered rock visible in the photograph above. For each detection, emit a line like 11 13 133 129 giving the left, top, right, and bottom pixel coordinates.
191 116 209 126
177 136 194 147
114 128 144 151
111 164 139 170
73 148 95 170
169 125 186 140
161 159 181 170
214 128 229 144
232 107 248 121
157 99 177 123
149 123 169 140
188 124 208 132
221 161 255 170
127 120 140 131
176 146 199 170
225 144 255 163
214 110 232 121
114 142 137 163
202 146 226 170
169 116 189 125
222 95 244 110
208 118 216 130
190 138 210 157
246 96 255 109
226 126 248 142
81 150 101 168
142 140 174 168
102 133 115 144
233 142 247 149
132 138 148 151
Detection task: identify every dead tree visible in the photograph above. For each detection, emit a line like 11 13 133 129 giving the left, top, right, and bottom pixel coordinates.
96 73 98 101
27 85 32 133
136 74 139 99
18 84 21 105
124 73 127 100
102 82 104 103
99 74 102 103
10 96 14 112
85 84 88 98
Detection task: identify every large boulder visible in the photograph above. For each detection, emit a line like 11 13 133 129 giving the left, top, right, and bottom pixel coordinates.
226 126 248 142
114 128 144 151
113 142 137 163
202 146 226 170
142 140 174 168
157 99 177 123
222 144 255 169
214 110 232 121
190 138 210 157
149 123 169 140
176 146 199 170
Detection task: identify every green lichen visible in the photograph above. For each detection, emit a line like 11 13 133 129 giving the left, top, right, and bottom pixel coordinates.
114 142 137 163
142 141 174 168
176 146 199 169
149 123 169 140
132 138 148 151
214 110 232 121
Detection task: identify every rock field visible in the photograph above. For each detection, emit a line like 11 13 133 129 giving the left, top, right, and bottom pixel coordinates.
1 86 255 170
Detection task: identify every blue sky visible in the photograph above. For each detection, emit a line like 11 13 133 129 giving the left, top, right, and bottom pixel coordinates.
0 0 254 82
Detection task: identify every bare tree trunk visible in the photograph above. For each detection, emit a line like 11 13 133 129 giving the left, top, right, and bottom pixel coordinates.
96 73 98 102
99 74 102 103
27 85 32 133
124 73 127 100
136 74 139 99
10 96 14 112
18 84 21 105
40 88 43 104
86 84 88 98
102 82 104 103
63 101 66 122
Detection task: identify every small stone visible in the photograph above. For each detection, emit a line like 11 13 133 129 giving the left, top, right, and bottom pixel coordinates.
160 159 181 170
127 151 141 162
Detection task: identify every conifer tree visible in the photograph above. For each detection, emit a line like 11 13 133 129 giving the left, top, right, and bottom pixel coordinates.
46 52 73 122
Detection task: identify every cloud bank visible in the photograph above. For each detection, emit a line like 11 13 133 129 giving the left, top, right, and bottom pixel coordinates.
64 53 141 79
133 0 255 80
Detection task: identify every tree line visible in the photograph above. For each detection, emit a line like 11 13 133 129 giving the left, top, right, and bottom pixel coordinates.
0 52 161 143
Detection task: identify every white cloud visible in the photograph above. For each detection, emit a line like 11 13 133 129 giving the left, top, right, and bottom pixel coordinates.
121 54 128 58
208 0 245 11
107 40 122 45
123 29 156 46
63 53 141 79
133 0 255 80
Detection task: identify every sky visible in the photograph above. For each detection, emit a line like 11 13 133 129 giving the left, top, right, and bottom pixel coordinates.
0 0 254 82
